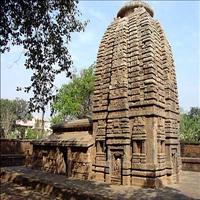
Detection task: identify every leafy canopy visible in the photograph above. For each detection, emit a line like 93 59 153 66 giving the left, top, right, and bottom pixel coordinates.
51 64 95 124
0 98 32 138
26 128 48 139
180 107 200 142
1 0 86 114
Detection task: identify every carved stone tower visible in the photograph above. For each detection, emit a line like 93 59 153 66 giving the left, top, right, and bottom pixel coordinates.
92 0 181 187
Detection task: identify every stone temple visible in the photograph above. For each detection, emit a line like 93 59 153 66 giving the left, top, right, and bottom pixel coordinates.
31 0 181 188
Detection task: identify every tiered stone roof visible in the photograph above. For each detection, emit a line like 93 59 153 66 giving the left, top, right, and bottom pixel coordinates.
93 0 180 186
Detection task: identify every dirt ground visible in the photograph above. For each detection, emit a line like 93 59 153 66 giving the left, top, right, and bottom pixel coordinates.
1 167 200 200
0 182 62 200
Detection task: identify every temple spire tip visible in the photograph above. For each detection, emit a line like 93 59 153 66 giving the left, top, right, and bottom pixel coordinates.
117 0 154 18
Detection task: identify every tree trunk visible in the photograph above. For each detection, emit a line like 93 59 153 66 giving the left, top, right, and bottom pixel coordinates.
42 110 45 134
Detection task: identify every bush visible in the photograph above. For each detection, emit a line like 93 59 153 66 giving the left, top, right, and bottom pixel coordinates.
26 128 47 139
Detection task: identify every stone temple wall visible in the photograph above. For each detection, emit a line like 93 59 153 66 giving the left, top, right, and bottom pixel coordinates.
92 1 180 187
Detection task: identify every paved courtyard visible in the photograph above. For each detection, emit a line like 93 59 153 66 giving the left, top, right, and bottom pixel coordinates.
1 167 200 200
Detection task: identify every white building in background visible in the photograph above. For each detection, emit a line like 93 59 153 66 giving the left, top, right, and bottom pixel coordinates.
16 118 52 133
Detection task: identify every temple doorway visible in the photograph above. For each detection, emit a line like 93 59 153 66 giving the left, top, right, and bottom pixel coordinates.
172 148 178 182
111 153 122 185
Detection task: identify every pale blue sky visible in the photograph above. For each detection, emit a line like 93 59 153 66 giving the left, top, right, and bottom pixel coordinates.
1 0 200 119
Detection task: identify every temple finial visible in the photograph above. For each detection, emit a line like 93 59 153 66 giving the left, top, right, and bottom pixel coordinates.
117 0 154 18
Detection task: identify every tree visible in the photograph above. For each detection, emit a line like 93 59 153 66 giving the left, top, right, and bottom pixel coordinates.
51 64 95 124
179 107 200 142
1 0 87 129
26 128 48 139
188 107 200 119
0 98 32 138
0 100 15 138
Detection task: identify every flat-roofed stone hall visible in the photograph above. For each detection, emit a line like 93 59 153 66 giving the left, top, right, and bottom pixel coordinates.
32 0 181 188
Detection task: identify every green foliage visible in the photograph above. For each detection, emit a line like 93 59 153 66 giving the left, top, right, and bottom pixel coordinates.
180 107 200 142
0 98 32 138
51 64 95 124
1 0 87 115
14 126 27 139
6 122 48 140
9 130 20 139
26 128 47 139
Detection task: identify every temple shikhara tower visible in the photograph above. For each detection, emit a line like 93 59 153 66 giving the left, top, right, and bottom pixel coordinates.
31 0 181 188
92 0 181 187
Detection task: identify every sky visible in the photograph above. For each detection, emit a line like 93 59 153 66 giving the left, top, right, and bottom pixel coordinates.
1 0 200 119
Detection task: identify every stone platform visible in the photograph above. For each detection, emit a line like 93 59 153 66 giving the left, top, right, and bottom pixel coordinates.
1 167 200 200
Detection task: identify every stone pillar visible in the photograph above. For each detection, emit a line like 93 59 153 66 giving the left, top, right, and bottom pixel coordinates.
105 147 111 183
67 147 72 178
122 145 131 185
146 117 158 166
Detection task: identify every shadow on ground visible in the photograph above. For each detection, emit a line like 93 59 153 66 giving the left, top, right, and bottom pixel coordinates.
1 167 199 200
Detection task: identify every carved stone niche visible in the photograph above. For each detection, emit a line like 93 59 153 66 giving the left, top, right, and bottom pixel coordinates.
132 140 146 154
110 151 123 185
158 140 165 154
132 140 146 164
96 140 105 153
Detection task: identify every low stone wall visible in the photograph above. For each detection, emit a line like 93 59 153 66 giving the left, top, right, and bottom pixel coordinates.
31 145 93 180
0 139 33 167
180 142 200 172
0 139 33 155
0 139 21 154
180 142 200 158
1 139 199 172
